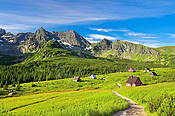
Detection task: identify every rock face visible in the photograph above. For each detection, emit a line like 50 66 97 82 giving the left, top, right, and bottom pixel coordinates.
91 39 160 61
0 27 91 55
54 30 90 48
91 39 112 54
0 38 21 56
0 28 6 36
0 28 161 62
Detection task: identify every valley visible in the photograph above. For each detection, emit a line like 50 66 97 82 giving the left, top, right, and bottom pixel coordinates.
0 28 175 116
0 68 175 115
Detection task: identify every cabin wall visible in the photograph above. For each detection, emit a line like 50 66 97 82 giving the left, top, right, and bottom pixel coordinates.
126 83 131 86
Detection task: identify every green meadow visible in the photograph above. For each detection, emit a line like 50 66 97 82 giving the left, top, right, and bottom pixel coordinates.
0 90 129 116
0 67 175 116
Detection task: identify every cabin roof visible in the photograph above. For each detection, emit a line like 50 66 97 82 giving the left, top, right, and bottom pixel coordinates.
72 76 80 80
128 67 136 72
126 76 140 84
149 72 157 75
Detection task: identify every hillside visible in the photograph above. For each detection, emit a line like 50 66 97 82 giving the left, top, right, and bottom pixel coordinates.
91 39 160 61
0 38 165 86
156 46 175 55
156 46 175 66
0 27 90 56
0 68 174 116
2 28 175 63
23 40 94 63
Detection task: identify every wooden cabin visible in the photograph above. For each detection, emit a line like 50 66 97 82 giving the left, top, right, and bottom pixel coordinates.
149 72 157 76
71 76 81 82
144 68 150 72
128 67 136 72
89 75 97 79
126 76 143 87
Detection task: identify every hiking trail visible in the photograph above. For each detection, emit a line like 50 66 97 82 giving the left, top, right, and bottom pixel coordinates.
112 90 147 116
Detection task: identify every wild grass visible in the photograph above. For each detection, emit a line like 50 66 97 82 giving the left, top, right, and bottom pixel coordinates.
0 67 175 115
116 82 175 115
0 90 129 116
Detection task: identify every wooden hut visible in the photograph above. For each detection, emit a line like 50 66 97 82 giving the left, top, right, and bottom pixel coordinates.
149 72 157 76
71 76 81 82
89 75 97 79
126 76 143 87
144 68 150 72
128 67 136 72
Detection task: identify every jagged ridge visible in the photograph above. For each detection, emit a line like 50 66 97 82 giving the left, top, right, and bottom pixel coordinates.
91 39 160 61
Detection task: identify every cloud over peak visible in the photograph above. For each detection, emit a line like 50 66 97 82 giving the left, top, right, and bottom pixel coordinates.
88 34 116 40
89 28 129 32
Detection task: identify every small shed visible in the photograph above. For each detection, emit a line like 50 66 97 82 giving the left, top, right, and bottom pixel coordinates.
128 67 136 72
126 76 143 87
144 68 150 72
89 75 97 79
149 72 158 76
71 76 81 82
8 91 17 96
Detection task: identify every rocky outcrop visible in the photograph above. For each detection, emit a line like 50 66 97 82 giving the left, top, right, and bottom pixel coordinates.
0 28 91 55
0 28 6 36
53 30 91 48
0 38 21 56
91 39 160 61
91 38 112 54
0 28 161 61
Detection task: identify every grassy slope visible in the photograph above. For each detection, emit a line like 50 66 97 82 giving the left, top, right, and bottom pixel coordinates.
156 46 175 55
0 90 129 116
1 68 175 115
156 46 175 66
93 40 160 62
0 40 174 115
116 82 175 115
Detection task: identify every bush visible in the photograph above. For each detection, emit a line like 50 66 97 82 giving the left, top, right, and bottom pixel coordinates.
147 93 175 115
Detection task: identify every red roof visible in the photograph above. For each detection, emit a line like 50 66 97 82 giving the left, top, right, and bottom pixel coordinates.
128 67 136 72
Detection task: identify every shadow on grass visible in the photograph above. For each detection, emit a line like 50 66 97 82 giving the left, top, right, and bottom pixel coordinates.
4 95 60 112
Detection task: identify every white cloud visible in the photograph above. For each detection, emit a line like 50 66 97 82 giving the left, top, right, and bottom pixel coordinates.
136 39 160 43
0 24 33 31
88 34 116 40
124 40 140 44
85 37 99 43
168 34 175 38
141 36 159 38
88 40 99 43
136 39 162 48
123 39 163 48
1 0 175 33
89 28 129 32
128 32 154 36
142 43 162 48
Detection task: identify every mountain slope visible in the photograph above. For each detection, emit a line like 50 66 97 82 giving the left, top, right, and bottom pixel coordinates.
91 39 160 61
53 30 90 48
24 40 94 63
0 28 91 55
156 46 175 55
156 46 175 65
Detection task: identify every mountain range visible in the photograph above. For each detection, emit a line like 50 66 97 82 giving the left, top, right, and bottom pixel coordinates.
0 27 174 64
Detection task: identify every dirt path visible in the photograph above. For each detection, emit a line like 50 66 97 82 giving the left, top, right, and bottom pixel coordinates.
112 91 147 116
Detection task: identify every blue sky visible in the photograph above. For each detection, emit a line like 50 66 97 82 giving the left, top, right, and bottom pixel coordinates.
1 0 175 47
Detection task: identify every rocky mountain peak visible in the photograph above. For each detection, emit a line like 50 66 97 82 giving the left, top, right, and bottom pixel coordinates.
100 38 112 45
35 27 47 35
0 28 6 36
56 30 91 48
